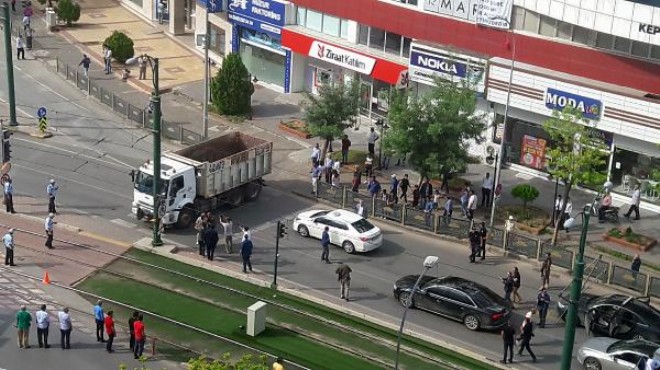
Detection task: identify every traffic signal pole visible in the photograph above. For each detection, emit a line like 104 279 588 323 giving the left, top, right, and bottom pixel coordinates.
273 221 281 287
1 3 18 126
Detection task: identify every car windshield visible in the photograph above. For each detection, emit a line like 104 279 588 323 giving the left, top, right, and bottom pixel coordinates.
134 171 167 195
607 340 659 356
352 218 376 233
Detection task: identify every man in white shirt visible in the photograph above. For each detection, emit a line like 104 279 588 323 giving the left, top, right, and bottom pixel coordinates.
45 213 56 249
4 229 15 266
104 46 113 74
46 179 58 214
367 127 379 156
4 178 15 213
554 195 563 226
241 225 252 241
310 143 320 164
467 190 477 220
481 172 493 208
58 307 72 349
220 216 233 253
16 34 25 60
624 185 641 220
36 304 51 348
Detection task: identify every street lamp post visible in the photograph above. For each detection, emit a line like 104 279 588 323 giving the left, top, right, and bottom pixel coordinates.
127 55 163 246
1 3 18 126
395 255 439 370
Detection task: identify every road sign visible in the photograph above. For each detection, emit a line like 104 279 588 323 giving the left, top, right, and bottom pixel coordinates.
37 107 47 118
38 117 48 133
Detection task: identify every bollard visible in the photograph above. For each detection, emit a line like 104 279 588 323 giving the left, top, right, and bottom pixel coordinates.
152 337 157 356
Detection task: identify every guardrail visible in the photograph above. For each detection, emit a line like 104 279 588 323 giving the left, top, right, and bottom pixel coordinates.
315 181 660 299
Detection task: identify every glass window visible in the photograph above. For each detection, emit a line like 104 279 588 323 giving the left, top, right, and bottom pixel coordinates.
631 41 650 58
539 15 556 37
369 27 386 51
596 33 614 49
652 46 660 61
340 19 349 39
512 6 525 30
385 32 403 56
557 21 572 40
296 7 306 27
306 9 323 33
572 26 596 46
358 24 369 46
209 24 226 56
614 37 632 53
239 43 286 87
129 0 143 6
523 10 539 33
402 37 412 57
322 15 341 37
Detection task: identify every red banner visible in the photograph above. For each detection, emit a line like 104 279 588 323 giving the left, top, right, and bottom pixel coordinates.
520 135 547 170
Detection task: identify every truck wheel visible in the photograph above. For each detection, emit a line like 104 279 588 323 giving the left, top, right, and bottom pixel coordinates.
136 208 144 220
226 188 244 207
176 207 195 229
244 182 262 201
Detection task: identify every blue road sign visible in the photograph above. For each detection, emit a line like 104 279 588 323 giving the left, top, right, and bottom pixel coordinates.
37 107 47 118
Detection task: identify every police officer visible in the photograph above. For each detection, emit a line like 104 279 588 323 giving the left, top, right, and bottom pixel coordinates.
4 228 15 266
46 179 58 214
45 213 56 249
4 178 15 213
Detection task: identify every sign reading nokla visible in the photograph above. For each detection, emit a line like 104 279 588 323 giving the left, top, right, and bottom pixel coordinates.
308 41 377 75
545 88 602 121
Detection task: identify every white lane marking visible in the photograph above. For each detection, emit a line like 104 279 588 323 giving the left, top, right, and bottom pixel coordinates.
111 218 137 229
0 96 36 119
14 137 135 170
14 64 89 112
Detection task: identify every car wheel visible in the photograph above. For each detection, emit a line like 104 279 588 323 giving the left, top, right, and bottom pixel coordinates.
583 357 601 370
463 314 480 331
297 225 309 237
398 291 414 308
342 241 355 254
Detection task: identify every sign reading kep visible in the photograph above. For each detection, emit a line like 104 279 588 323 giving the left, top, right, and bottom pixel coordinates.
545 88 602 121
228 0 285 27
309 41 376 75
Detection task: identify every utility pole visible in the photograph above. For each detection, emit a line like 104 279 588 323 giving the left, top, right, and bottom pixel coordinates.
1 3 18 126
202 8 209 139
151 58 163 246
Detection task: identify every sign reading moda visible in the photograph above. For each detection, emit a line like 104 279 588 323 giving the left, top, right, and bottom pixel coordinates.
309 41 377 75
545 88 602 121
423 0 513 29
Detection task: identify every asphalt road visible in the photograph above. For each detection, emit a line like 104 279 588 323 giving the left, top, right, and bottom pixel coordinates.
0 43 596 370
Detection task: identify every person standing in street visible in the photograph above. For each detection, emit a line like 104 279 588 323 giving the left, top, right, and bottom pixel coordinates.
481 172 493 208
16 305 31 348
419 177 433 209
536 288 551 328
16 34 26 60
399 174 410 204
540 252 552 289
512 266 522 303
78 54 91 77
46 179 58 214
340 135 351 164
194 213 206 255
128 310 139 351
631 253 641 285
4 228 16 266
204 224 219 261
323 153 334 184
518 314 537 362
478 222 488 260
104 310 116 353
240 234 253 273
624 185 641 220
321 226 331 263
390 174 399 203
500 321 515 364
94 300 105 342
4 178 16 213
311 162 322 194
367 127 379 157
44 213 56 249
35 304 50 348
501 271 514 303
220 216 233 253
468 229 480 263
335 262 352 301
58 307 72 349
241 225 252 241
133 314 146 359
467 190 477 220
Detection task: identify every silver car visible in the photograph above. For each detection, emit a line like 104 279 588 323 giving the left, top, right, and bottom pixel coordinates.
577 337 660 370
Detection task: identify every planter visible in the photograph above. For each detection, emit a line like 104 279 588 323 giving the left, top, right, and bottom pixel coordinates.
603 230 657 252
279 119 312 139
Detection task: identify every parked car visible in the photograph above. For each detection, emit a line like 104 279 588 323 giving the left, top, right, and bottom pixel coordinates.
393 275 510 331
293 209 383 253
557 294 660 342
577 337 660 370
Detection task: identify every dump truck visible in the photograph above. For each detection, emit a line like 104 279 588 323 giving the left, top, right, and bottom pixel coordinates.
131 132 273 228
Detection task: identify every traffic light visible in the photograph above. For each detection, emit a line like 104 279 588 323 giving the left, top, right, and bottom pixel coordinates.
278 222 287 239
2 129 11 163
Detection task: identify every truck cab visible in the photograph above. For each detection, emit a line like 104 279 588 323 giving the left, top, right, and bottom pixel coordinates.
132 157 197 228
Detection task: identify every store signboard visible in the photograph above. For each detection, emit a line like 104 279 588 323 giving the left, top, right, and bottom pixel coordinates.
228 0 285 38
545 88 603 121
422 0 512 29
308 41 377 75
408 44 485 92
520 135 547 170
205 0 223 13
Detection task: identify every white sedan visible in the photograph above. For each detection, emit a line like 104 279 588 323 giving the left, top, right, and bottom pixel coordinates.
293 209 383 253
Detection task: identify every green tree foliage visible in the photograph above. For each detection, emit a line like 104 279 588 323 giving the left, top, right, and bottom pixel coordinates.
543 106 608 245
210 53 254 117
55 0 81 26
120 354 269 370
511 184 540 218
301 79 360 159
384 78 486 180
104 31 135 63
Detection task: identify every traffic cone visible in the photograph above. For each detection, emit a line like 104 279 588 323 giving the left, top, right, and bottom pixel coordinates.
42 271 51 285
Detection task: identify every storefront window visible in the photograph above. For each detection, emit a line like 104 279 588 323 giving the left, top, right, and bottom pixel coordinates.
209 24 226 56
240 43 285 87
306 10 323 33
369 27 386 52
322 15 341 37
610 149 660 204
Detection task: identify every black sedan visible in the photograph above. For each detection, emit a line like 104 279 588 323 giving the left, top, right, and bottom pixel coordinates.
393 275 510 331
557 294 660 342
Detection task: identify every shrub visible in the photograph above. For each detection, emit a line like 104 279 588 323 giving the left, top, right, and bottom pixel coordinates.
103 31 134 63
210 53 254 117
511 184 540 218
55 0 81 26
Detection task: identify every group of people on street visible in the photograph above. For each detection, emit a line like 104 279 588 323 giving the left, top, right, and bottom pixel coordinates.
15 304 72 350
468 222 488 263
94 300 147 359
500 311 538 364
193 211 254 272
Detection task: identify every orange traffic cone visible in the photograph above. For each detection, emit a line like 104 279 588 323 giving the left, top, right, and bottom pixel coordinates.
42 271 51 285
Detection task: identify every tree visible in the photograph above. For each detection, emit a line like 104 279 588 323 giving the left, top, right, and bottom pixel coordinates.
384 78 486 181
210 53 254 117
55 0 81 26
301 79 360 159
511 184 540 219
543 106 608 245
104 31 134 63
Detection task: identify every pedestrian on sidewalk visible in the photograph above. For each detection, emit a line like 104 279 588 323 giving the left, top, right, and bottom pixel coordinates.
512 266 522 303
355 199 365 218
78 54 91 77
459 184 469 217
25 27 33 51
128 310 138 351
46 179 58 214
501 270 514 303
500 321 515 364
323 153 333 184
94 300 105 342
631 253 641 285
4 229 16 266
553 195 563 227
624 185 641 220
204 224 219 261
562 197 573 231
22 15 30 32
468 229 480 263
364 154 374 178
536 288 551 328
44 213 56 249
351 168 362 193
481 172 493 208
138 55 147 80
335 262 352 301
331 169 340 187
367 127 379 157
16 34 26 60
518 314 537 362
419 177 432 210
4 177 16 213
321 226 331 263
412 184 420 208
540 252 552 289
220 216 233 253
103 44 112 74
441 196 453 227
467 190 477 220
367 176 381 198
104 310 115 353
58 307 72 349
341 135 351 164
390 174 399 203
310 143 320 164
133 314 146 359
240 234 253 273
16 305 31 348
35 304 51 348
399 173 409 204
195 212 207 255
272 357 286 370
311 162 321 194
598 191 613 222
478 222 487 260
